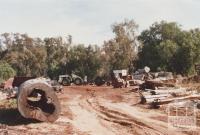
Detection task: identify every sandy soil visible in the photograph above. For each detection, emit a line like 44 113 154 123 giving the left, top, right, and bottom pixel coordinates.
0 85 200 135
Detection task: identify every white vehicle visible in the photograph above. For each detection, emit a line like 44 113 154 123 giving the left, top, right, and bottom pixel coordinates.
58 73 83 86
113 69 128 78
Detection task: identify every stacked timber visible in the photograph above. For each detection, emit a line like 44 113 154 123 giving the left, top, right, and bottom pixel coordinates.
139 86 200 109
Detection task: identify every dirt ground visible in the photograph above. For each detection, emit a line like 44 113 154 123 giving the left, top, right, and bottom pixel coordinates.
1 85 200 135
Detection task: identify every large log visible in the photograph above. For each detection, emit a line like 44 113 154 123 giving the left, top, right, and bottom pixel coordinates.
144 92 194 103
143 88 188 97
140 80 176 90
155 94 200 105
144 94 169 99
17 79 61 122
146 94 200 106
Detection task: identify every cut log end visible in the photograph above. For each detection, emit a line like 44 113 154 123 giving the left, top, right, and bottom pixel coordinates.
17 79 61 122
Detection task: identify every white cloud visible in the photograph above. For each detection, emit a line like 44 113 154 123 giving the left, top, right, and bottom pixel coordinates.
0 0 200 45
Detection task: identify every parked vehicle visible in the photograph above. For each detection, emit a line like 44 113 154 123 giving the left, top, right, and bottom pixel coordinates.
58 73 83 86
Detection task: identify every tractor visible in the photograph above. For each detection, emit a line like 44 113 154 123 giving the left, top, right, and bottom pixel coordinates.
58 73 83 86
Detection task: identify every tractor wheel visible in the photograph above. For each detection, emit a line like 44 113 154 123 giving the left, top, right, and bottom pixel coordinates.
106 81 111 86
74 78 82 85
62 78 70 86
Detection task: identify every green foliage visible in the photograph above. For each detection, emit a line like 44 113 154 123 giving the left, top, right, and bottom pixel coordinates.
102 19 138 74
138 21 181 70
0 61 16 80
171 31 199 75
156 40 177 70
138 21 200 75
44 37 69 79
1 20 200 78
0 33 103 80
66 45 101 80
4 37 47 76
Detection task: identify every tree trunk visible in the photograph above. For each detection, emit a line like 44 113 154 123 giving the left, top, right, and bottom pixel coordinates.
17 79 61 122
147 94 200 105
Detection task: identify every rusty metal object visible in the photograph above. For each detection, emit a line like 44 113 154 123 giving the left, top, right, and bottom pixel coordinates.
17 79 61 122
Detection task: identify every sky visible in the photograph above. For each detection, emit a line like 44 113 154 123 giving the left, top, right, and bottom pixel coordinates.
0 0 200 45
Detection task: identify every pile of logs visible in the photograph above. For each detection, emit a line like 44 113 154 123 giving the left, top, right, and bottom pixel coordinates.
139 82 200 109
139 80 176 90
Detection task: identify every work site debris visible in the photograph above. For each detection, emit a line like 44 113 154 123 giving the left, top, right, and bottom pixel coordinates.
0 87 18 100
17 79 61 122
139 80 176 90
3 78 14 89
112 77 125 88
182 75 200 84
131 67 200 109
133 66 152 81
47 80 63 92
0 90 7 101
153 72 173 80
112 69 131 88
135 66 150 74
138 83 200 109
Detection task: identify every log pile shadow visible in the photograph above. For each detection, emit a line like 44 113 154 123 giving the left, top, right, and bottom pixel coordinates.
0 108 41 126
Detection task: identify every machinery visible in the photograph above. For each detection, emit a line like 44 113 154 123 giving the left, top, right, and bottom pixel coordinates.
112 69 128 88
58 73 83 86
113 69 128 78
94 69 131 88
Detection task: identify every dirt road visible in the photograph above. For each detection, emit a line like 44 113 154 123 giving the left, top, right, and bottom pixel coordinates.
0 86 199 135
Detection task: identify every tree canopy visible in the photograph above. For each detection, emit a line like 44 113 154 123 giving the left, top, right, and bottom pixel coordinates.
0 20 200 81
102 19 139 74
138 21 200 75
0 61 16 81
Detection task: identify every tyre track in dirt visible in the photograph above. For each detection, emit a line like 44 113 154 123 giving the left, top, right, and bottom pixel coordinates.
65 88 161 135
3 86 189 135
84 97 163 135
79 90 188 135
61 95 116 135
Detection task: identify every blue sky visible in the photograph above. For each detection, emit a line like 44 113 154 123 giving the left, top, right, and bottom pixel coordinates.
0 0 200 45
